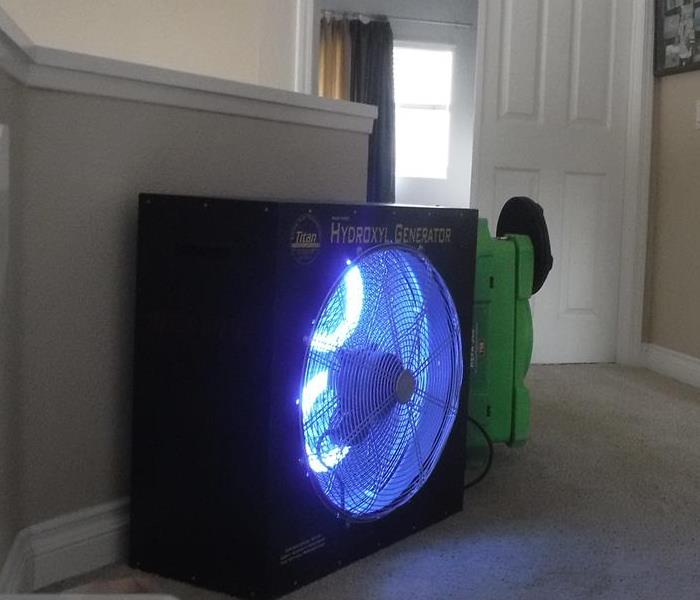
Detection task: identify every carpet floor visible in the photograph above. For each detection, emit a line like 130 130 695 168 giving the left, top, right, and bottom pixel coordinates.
47 365 700 599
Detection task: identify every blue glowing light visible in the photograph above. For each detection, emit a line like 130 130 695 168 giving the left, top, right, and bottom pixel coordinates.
301 370 328 420
310 266 364 353
306 443 350 474
301 370 350 473
299 246 463 521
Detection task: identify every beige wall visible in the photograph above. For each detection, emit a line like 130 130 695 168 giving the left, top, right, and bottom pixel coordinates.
0 0 298 90
14 87 368 526
0 69 22 562
645 71 700 359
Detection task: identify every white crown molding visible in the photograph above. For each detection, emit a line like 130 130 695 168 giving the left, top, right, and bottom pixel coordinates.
0 499 129 594
0 7 376 134
642 344 700 390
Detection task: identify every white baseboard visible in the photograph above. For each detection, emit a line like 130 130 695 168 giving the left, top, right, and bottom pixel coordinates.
642 343 700 389
0 498 129 594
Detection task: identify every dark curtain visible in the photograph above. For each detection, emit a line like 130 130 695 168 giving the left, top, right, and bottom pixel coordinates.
349 20 395 204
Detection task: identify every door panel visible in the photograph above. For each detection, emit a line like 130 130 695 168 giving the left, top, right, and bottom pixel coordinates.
569 0 615 126
498 0 543 120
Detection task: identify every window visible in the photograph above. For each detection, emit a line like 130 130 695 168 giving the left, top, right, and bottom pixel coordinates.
394 45 454 180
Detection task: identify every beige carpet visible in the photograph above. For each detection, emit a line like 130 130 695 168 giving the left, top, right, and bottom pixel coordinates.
46 365 700 599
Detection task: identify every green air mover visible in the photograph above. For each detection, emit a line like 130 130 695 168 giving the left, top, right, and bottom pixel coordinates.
468 197 552 454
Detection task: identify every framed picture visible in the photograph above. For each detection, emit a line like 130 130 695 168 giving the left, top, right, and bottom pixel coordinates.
655 0 700 76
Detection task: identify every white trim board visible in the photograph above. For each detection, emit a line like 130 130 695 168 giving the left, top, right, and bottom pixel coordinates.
294 0 317 95
642 344 700 390
616 0 654 367
0 7 376 134
0 499 129 594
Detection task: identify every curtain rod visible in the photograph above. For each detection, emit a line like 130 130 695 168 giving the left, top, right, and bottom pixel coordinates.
321 10 474 29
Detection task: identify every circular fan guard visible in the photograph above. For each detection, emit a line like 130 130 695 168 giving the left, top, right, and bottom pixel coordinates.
299 245 463 520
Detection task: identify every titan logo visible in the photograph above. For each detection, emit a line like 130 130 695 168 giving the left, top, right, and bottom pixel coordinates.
292 230 320 249
290 213 322 264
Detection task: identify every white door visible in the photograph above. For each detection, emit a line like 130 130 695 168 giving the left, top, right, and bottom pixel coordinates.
472 0 634 363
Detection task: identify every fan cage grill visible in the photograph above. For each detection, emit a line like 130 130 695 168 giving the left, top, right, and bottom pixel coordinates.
299 245 463 521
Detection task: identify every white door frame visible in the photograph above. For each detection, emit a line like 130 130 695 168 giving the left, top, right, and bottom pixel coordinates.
471 0 653 366
615 0 654 366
